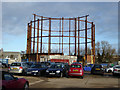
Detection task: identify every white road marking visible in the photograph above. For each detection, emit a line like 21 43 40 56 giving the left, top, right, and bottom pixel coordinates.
29 80 44 86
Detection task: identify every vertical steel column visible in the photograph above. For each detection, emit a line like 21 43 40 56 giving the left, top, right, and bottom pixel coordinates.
29 21 32 61
40 16 43 53
69 18 71 55
78 17 80 56
37 19 39 62
62 17 64 55
48 18 51 55
93 24 95 63
59 19 61 53
33 14 36 53
91 22 94 64
75 18 77 56
85 16 88 64
27 23 30 54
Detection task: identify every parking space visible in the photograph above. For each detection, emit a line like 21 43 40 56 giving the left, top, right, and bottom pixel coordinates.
13 72 120 88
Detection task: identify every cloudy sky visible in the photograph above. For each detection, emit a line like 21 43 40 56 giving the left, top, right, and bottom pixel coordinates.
1 2 118 52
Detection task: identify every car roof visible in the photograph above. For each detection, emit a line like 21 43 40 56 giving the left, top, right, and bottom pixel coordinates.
71 63 81 65
114 65 120 67
11 62 27 64
51 63 63 65
71 62 81 65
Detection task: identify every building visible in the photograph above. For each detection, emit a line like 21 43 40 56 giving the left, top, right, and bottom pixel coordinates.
0 48 21 64
27 54 77 65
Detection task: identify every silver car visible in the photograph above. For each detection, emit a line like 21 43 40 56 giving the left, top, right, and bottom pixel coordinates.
113 65 120 76
8 62 29 75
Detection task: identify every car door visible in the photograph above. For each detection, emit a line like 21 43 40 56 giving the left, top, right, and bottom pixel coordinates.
22 63 29 72
41 64 47 75
3 73 18 88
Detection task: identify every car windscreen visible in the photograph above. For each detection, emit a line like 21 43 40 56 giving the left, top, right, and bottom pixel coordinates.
115 66 120 68
31 64 41 68
109 66 113 68
50 64 62 69
26 62 33 66
71 65 81 68
94 65 102 68
10 63 21 66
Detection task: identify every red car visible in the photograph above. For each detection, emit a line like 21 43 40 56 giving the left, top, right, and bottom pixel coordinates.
1 71 29 90
68 62 84 78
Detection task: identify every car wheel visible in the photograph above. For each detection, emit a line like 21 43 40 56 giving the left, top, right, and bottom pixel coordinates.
24 82 29 90
91 71 93 74
2 86 5 90
2 65 5 68
108 70 112 73
113 73 116 76
80 76 84 79
66 74 69 78
37 71 41 77
22 70 26 76
60 72 63 77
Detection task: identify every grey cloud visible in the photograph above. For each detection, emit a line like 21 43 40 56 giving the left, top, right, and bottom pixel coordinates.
2 2 118 43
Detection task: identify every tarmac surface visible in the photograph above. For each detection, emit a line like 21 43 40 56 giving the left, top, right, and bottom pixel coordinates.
13 72 120 88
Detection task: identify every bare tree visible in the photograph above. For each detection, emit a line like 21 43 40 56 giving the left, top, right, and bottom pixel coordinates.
95 41 116 63
51 49 59 53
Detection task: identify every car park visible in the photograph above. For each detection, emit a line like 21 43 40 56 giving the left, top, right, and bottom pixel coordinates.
8 62 29 75
1 71 29 89
83 64 93 71
91 64 104 75
26 63 48 76
112 65 120 76
45 63 68 77
68 62 84 78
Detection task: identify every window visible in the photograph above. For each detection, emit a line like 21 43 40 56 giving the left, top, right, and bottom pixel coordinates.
115 66 120 68
50 64 62 68
4 74 14 80
71 65 81 68
31 64 41 68
11 63 21 66
41 64 46 68
22 63 27 67
94 65 102 68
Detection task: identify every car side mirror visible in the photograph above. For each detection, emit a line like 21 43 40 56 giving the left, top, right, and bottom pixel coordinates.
14 77 18 80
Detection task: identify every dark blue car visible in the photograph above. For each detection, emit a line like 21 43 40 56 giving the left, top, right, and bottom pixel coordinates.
45 63 69 77
83 64 93 71
26 63 48 76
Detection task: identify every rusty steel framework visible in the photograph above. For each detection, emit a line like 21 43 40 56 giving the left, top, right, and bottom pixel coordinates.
26 14 95 63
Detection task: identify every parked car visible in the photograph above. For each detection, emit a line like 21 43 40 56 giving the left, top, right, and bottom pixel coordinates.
41 61 55 67
83 64 93 71
45 63 69 77
68 62 84 78
1 71 29 89
8 62 29 75
55 62 70 69
112 65 120 76
26 62 35 67
0 62 8 68
91 64 104 75
26 63 48 76
105 66 115 73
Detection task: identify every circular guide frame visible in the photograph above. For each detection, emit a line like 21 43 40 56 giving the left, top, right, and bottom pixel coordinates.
26 14 95 63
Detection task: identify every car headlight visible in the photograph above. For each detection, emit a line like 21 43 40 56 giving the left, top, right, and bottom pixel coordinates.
32 70 38 72
46 70 49 72
80 70 82 72
56 70 60 73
